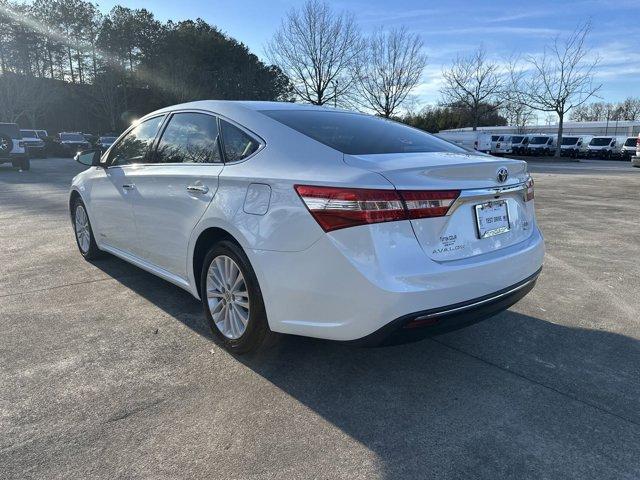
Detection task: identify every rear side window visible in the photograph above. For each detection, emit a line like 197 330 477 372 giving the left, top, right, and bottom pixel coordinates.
220 120 260 162
156 113 222 164
108 116 164 166
262 110 464 156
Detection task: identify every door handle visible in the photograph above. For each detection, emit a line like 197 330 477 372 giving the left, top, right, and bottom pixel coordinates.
122 183 135 190
186 185 209 194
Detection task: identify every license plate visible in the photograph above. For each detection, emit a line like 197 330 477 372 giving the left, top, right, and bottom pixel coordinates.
475 200 510 239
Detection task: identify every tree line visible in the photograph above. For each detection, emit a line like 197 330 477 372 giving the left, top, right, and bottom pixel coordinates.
0 0 292 133
1 0 635 157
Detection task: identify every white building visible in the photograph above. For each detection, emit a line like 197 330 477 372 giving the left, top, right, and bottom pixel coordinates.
439 120 640 137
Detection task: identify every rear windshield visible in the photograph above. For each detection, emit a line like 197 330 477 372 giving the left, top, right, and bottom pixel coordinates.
60 133 85 141
0 123 21 138
21 129 37 137
624 138 637 147
261 110 466 155
590 137 612 146
530 136 549 145
561 137 579 145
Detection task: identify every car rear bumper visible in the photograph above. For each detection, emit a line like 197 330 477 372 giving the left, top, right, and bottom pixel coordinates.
350 267 540 346
250 221 545 342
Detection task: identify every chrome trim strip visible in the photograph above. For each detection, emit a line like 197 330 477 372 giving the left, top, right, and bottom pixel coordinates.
446 181 528 215
416 274 538 320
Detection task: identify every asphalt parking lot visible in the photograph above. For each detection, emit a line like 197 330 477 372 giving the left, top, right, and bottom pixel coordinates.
1 158 639 479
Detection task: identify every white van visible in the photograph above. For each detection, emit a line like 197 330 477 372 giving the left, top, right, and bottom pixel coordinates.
527 135 555 156
474 133 492 153
587 136 627 159
435 131 491 153
621 136 638 160
510 134 530 155
490 135 501 154
493 135 513 155
560 135 593 158
632 133 640 167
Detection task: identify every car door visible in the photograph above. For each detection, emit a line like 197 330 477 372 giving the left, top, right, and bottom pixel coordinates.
129 111 224 279
87 115 165 255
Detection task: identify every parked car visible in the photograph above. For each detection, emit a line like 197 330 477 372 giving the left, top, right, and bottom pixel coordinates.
527 135 555 156
494 135 513 155
70 101 544 353
82 133 98 145
587 136 627 159
621 136 638 160
0 122 29 170
560 135 593 158
510 135 530 155
95 136 117 152
54 132 92 157
20 129 47 158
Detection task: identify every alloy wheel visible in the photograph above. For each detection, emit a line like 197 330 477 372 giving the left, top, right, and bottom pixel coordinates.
0 138 8 152
74 205 91 253
206 255 250 339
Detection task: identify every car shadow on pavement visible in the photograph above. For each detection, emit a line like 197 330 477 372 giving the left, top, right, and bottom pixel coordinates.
90 253 640 479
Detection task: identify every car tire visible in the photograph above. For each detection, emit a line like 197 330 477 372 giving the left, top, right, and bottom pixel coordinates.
71 197 101 260
0 133 13 156
200 240 275 354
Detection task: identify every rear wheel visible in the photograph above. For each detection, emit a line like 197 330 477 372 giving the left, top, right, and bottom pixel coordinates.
200 240 274 354
72 198 101 259
0 134 12 156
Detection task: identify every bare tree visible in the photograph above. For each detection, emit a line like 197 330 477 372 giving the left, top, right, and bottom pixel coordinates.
440 46 504 131
355 27 427 117
266 0 362 106
510 22 601 157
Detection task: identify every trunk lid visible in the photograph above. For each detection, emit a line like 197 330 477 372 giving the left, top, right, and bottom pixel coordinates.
344 152 535 261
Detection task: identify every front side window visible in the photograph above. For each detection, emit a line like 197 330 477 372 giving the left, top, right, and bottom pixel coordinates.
220 120 260 162
261 110 465 156
108 116 164 166
156 113 222 164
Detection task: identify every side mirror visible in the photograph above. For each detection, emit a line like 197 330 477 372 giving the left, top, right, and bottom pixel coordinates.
75 149 102 167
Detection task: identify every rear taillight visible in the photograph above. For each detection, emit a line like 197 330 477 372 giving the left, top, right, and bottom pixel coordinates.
399 190 460 219
294 185 459 232
525 177 534 202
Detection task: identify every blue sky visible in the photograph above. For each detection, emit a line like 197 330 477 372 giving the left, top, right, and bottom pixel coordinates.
98 0 639 110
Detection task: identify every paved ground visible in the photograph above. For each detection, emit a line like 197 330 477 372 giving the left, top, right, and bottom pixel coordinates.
1 158 639 479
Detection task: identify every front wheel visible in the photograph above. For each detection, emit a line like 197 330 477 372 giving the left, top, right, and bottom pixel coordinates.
200 241 275 354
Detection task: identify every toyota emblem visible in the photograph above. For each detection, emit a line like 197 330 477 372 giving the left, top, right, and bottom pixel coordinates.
497 167 509 183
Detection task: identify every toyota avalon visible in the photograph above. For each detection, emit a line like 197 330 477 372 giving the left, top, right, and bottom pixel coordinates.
70 101 544 353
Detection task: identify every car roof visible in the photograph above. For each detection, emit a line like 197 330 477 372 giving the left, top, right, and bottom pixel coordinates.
147 100 351 118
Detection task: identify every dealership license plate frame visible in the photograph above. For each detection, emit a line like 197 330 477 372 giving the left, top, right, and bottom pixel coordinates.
475 200 510 239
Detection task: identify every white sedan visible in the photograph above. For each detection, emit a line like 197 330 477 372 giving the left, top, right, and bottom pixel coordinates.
70 101 544 353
